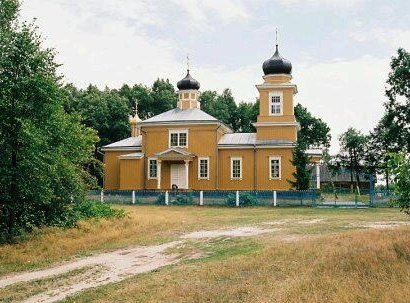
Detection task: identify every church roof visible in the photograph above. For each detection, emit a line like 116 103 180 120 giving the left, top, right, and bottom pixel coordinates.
118 152 144 159
101 136 142 150
141 108 218 124
219 133 256 145
262 44 292 75
177 70 200 90
218 133 295 147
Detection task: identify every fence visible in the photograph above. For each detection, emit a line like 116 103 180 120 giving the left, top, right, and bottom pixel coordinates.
86 189 396 208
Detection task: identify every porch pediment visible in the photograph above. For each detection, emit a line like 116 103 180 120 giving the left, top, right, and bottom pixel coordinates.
154 147 195 161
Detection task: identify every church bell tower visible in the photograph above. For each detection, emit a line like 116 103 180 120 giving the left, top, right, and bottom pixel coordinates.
254 32 299 143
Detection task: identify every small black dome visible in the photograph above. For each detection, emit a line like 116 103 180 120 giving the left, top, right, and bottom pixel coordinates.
262 45 292 75
177 70 200 90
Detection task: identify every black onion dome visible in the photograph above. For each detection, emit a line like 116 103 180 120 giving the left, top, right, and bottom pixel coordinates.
262 45 292 75
177 70 200 90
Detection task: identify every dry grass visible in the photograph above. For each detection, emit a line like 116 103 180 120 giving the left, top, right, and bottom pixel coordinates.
0 206 409 303
0 206 406 277
64 226 410 303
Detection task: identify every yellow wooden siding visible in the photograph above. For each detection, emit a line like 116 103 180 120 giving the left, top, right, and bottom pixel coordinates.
256 126 297 141
263 75 291 84
257 88 295 119
218 149 255 190
119 159 144 189
255 148 295 190
142 124 218 190
217 148 295 190
104 151 136 190
309 155 321 164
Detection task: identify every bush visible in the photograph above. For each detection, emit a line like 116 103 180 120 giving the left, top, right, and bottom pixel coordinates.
171 193 193 205
73 200 125 220
51 200 125 228
156 193 165 205
226 192 259 207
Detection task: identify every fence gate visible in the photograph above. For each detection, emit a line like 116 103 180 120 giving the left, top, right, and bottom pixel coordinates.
313 173 375 208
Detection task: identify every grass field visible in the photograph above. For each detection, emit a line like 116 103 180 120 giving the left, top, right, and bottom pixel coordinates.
0 206 409 302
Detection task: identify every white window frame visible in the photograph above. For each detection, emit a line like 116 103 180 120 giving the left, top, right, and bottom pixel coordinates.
148 157 158 179
198 157 210 180
269 156 281 180
168 129 189 148
230 157 242 180
269 91 283 116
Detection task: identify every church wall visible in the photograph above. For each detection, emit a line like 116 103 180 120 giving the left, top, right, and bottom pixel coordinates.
256 126 297 141
142 124 218 190
104 150 138 190
258 87 295 119
119 159 144 190
218 149 255 190
255 148 295 190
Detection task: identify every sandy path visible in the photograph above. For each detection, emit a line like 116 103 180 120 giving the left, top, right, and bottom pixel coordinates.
181 226 280 239
0 226 276 303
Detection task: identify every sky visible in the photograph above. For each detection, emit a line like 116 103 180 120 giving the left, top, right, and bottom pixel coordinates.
20 0 410 153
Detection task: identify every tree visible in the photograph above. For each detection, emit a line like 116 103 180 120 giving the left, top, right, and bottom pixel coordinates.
198 90 218 114
289 140 311 190
290 104 331 190
199 90 259 132
295 104 331 148
388 150 410 215
338 128 366 192
117 83 153 119
0 0 97 242
150 78 177 117
236 100 259 132
365 48 410 189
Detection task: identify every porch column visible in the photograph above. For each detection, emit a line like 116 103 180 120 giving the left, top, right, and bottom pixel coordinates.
184 160 189 189
157 160 162 190
316 163 320 189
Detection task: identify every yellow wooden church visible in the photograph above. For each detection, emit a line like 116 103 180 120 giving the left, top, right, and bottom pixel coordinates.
102 42 322 191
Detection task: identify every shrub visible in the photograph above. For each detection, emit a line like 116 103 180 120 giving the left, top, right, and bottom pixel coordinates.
226 192 259 207
73 200 125 220
156 193 165 205
171 193 193 205
51 200 126 228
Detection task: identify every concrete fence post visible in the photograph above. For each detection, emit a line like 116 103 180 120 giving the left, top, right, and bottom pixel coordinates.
200 191 204 206
165 191 169 206
132 190 135 205
273 191 277 207
100 190 104 203
236 191 239 207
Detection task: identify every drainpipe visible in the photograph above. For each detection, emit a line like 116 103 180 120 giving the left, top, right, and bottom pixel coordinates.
141 129 147 190
215 124 222 190
253 143 257 191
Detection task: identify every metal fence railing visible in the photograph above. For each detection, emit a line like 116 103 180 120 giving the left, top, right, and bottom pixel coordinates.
86 189 397 208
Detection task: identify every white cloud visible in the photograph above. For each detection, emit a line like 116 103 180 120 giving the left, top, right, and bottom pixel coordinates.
274 0 363 8
171 0 251 30
350 27 410 51
294 55 390 153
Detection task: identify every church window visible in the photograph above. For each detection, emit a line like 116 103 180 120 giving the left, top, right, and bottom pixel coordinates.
231 157 242 179
148 158 157 179
269 156 281 180
198 157 209 179
169 130 188 147
269 92 283 115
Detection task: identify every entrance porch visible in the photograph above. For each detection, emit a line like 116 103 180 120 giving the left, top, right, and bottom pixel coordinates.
154 147 195 190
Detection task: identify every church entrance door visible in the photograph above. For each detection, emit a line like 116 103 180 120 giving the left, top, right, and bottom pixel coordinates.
170 164 186 189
